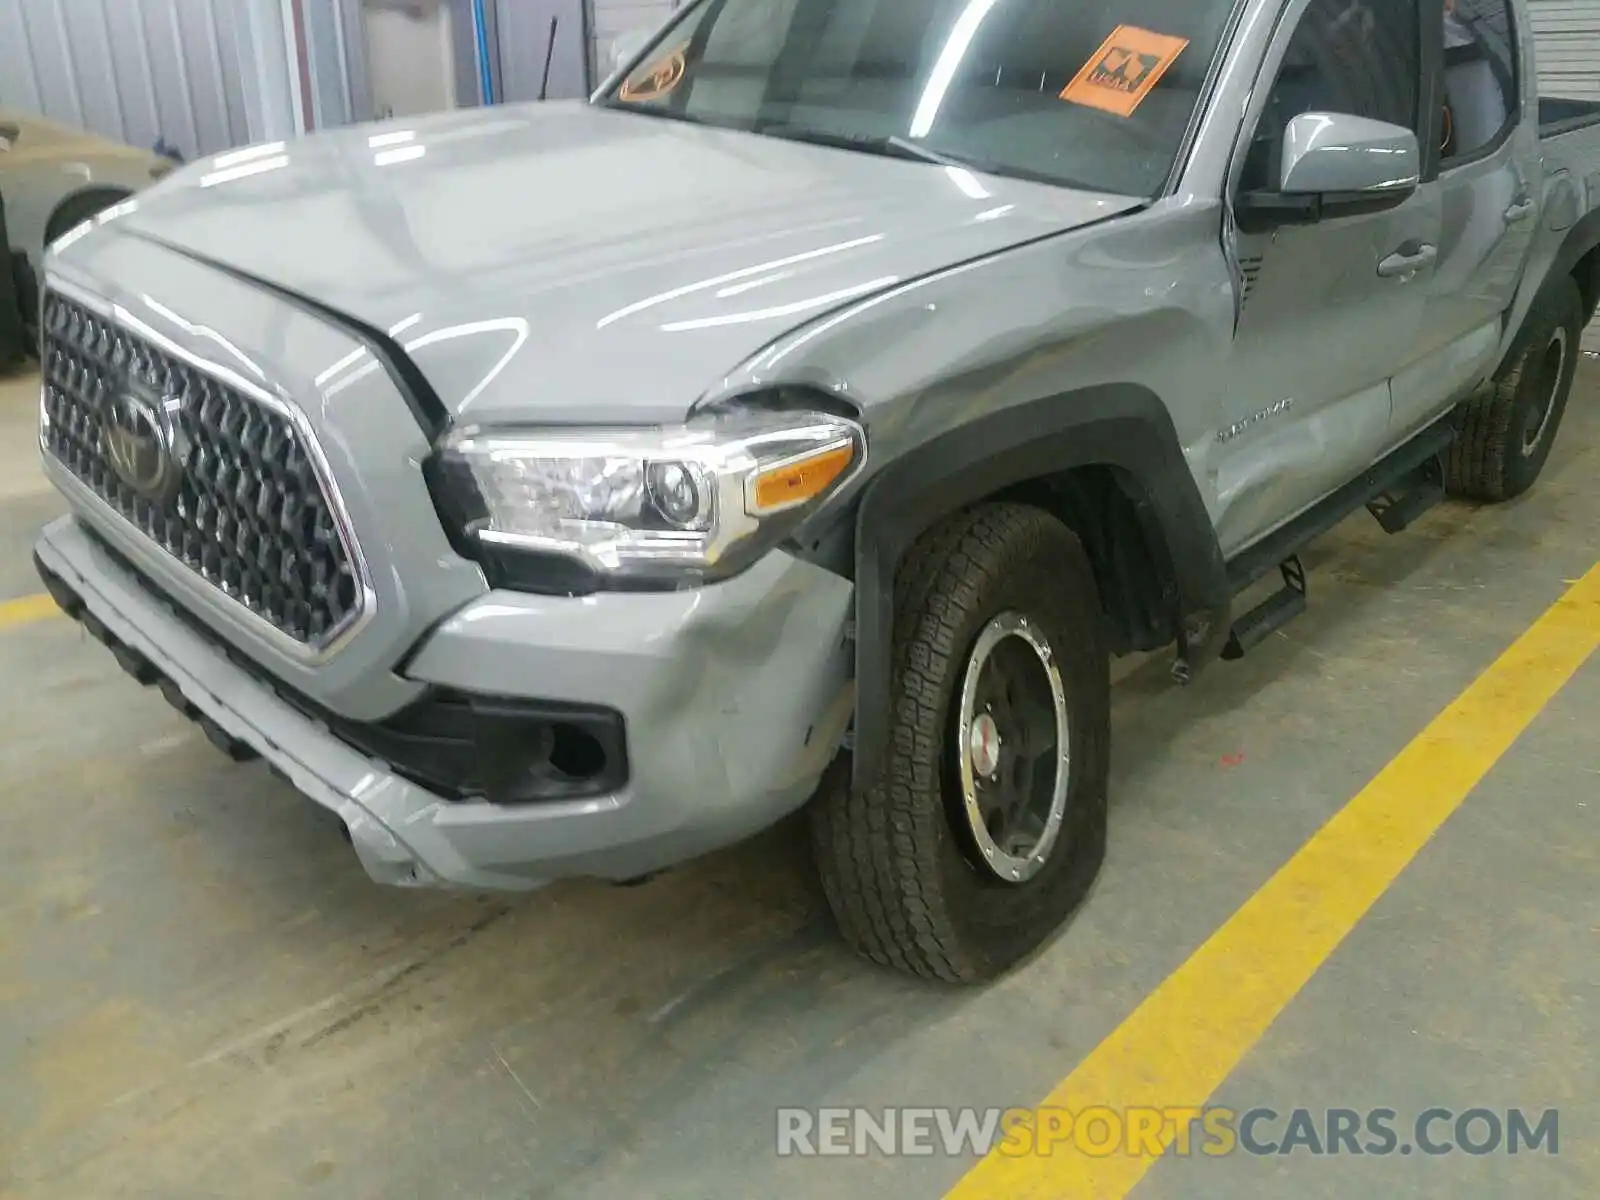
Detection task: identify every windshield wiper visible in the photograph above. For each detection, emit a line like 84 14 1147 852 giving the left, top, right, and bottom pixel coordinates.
752 124 986 170
597 98 752 134
600 104 983 169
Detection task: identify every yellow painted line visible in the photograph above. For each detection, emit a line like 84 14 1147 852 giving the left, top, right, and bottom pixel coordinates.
947 562 1600 1200
0 593 60 629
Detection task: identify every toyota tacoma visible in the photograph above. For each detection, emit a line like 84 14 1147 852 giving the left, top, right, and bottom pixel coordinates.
33 0 1600 981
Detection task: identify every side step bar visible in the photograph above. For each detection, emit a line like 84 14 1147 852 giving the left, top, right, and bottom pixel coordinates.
1366 477 1447 535
1220 419 1455 659
1225 419 1456 595
1223 557 1306 660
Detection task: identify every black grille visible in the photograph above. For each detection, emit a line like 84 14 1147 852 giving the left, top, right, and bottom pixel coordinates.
40 291 362 648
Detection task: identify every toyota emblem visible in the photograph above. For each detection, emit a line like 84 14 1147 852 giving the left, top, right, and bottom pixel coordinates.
103 381 183 505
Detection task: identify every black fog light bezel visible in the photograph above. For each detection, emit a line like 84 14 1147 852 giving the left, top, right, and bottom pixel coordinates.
468 699 631 806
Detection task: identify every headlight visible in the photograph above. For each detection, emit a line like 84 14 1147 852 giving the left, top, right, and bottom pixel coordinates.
429 407 864 589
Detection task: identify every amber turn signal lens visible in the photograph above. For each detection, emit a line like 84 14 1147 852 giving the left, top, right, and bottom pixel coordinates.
748 443 855 515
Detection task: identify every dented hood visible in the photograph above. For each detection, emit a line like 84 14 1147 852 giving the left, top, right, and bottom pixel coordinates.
112 101 1143 425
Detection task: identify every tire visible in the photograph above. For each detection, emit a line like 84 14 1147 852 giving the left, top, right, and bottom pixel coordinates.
0 194 26 370
810 503 1111 984
11 249 40 350
1445 276 1585 502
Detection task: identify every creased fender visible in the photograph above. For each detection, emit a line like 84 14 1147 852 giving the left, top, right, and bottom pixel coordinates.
850 384 1231 791
1549 202 1600 291
1501 204 1600 370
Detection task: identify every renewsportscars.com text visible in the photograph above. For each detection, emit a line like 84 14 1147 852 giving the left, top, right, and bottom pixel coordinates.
775 1106 1559 1159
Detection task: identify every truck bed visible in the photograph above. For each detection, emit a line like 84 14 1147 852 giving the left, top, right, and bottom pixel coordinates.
1534 94 1600 207
1539 96 1600 140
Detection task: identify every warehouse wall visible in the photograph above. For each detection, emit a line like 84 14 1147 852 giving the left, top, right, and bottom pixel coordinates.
356 0 459 119
489 0 593 103
0 0 299 157
1528 0 1600 349
1530 0 1600 100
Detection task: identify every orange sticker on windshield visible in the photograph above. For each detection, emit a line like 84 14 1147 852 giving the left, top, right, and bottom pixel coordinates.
619 42 688 102
1060 25 1189 117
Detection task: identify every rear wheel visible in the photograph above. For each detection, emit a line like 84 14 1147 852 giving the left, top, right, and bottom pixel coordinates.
810 503 1111 983
1445 276 1585 502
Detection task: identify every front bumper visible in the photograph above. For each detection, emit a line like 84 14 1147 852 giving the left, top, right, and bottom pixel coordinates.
35 515 855 890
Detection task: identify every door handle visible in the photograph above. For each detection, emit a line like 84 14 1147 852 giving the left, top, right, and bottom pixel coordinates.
1377 243 1438 279
1504 197 1537 223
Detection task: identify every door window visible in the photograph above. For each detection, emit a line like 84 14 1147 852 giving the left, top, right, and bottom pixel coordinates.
1238 0 1421 193
1439 0 1519 163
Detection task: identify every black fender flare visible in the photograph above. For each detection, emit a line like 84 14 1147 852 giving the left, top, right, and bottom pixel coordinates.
1508 205 1600 366
850 383 1232 790
44 185 134 244
1549 204 1600 306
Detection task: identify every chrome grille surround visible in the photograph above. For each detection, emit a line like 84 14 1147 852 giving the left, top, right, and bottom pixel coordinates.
38 284 374 658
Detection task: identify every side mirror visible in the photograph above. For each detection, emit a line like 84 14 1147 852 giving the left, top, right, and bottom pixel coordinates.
1237 112 1421 231
609 28 653 75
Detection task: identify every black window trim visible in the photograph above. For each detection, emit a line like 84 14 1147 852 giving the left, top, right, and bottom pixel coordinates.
1227 0 1432 203
1426 0 1523 177
1163 0 1256 196
1420 0 1447 182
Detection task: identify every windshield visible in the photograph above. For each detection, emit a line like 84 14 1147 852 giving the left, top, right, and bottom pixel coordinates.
601 0 1240 196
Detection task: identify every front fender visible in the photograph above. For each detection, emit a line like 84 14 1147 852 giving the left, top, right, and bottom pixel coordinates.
849 383 1230 789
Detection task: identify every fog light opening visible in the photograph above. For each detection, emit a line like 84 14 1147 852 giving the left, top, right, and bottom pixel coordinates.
548 723 607 781
467 701 629 804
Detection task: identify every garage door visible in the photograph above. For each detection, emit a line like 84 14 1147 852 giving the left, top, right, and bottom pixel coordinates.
1531 0 1600 99
1530 0 1600 350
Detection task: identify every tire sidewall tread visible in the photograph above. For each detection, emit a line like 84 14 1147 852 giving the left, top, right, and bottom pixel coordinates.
1446 277 1584 502
812 503 1111 984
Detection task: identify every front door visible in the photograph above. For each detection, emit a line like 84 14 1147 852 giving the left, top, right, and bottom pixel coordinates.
1213 0 1440 558
1391 0 1542 441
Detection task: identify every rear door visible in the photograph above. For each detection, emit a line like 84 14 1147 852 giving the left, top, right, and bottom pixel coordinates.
1214 0 1439 558
1391 0 1543 441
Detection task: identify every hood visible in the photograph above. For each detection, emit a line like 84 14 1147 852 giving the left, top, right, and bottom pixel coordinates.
115 101 1143 425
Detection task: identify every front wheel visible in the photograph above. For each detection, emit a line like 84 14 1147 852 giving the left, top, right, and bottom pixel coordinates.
811 503 1110 984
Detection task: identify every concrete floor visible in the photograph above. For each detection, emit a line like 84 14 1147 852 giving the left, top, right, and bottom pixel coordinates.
1 364 1596 1199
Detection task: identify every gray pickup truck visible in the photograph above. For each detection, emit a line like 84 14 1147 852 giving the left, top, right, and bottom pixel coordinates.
32 0 1600 983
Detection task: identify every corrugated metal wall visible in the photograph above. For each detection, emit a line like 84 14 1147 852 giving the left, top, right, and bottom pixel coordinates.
0 0 299 157
1528 0 1600 349
1530 0 1600 100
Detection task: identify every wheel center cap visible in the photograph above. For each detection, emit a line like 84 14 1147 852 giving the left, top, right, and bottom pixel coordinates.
970 713 1002 778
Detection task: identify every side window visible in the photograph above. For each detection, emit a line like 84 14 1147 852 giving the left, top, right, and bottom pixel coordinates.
1239 0 1420 193
1440 0 1519 163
